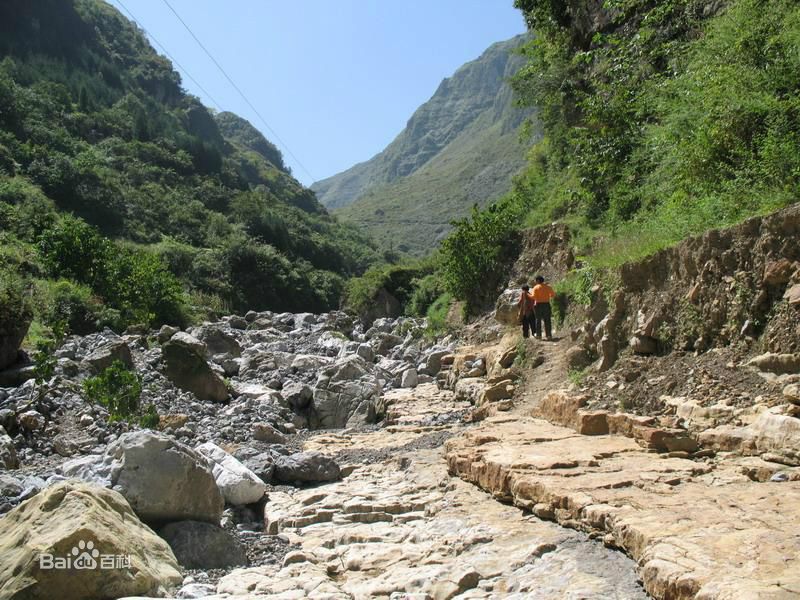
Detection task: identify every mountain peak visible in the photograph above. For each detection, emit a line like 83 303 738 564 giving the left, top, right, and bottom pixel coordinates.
312 33 536 255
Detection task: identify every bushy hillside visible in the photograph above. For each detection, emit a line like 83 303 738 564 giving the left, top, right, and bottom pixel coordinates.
0 0 380 342
313 35 536 255
435 0 800 315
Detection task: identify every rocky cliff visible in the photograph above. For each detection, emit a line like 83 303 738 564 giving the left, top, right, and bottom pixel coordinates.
313 34 537 255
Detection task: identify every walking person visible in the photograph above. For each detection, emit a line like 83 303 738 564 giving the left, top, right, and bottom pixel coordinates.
517 284 535 339
532 275 556 340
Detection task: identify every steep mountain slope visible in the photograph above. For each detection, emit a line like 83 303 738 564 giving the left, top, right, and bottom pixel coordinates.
312 34 537 255
0 0 379 331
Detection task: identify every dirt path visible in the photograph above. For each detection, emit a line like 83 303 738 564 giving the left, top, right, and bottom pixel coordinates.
514 335 574 411
204 383 648 599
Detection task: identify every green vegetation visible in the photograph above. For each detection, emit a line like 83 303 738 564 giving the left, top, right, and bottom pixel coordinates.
513 338 529 367
0 273 32 339
344 258 438 320
318 35 535 255
406 273 447 318
437 0 800 315
0 0 380 342
83 359 156 426
567 368 587 387
440 197 532 315
424 292 453 337
32 321 66 385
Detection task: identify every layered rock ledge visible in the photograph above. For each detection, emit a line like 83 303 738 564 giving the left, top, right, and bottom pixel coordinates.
445 414 800 599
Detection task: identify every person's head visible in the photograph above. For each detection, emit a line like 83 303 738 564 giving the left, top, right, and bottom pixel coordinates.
535 275 545 284
521 284 530 291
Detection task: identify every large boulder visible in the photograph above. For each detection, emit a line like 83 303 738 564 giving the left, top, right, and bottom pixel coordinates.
629 334 658 355
60 431 223 525
252 423 287 444
158 521 247 570
281 382 313 412
425 349 450 374
0 481 181 600
315 331 347 355
371 333 404 357
162 333 228 402
192 325 242 358
314 383 379 428
0 363 36 387
85 339 134 373
329 355 370 382
195 442 266 506
699 409 800 465
454 378 486 404
494 289 521 326
400 368 418 389
356 343 375 363
312 357 383 428
273 452 340 485
241 452 275 483
565 346 594 371
763 259 796 286
290 354 333 373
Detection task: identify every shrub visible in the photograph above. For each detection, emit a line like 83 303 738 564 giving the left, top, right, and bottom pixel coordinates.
98 246 188 327
406 273 445 317
0 176 58 241
37 214 110 284
37 215 188 328
568 368 587 386
83 360 143 423
0 271 33 337
440 196 530 316
345 260 435 319
37 279 115 335
138 403 159 429
425 292 453 336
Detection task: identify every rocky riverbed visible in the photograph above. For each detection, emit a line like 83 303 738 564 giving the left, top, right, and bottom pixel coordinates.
6 292 798 599
0 310 649 599
198 383 648 599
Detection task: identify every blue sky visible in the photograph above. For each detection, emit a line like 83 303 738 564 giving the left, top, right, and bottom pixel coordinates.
108 1 526 185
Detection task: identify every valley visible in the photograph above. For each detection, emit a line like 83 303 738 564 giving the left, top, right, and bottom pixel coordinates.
1 0 799 598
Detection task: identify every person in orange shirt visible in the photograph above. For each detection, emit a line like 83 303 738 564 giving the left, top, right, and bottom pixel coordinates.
517 284 535 339
531 275 556 340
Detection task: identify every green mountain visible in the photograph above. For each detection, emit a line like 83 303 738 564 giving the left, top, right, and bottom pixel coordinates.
434 0 800 316
312 35 536 255
0 0 380 334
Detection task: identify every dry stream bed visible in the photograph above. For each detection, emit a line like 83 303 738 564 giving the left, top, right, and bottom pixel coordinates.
203 384 648 599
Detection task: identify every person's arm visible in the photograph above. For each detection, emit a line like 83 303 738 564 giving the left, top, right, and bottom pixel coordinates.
548 285 556 301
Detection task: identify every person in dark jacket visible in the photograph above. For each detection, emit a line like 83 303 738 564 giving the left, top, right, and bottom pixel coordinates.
517 284 535 338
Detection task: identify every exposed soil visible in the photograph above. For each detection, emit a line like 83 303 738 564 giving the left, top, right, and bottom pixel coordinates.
580 346 785 417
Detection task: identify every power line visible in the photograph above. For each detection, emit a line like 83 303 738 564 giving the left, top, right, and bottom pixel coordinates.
113 0 224 112
161 0 317 182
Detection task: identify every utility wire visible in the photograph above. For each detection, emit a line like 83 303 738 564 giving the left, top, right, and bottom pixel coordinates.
113 0 225 112
161 0 317 182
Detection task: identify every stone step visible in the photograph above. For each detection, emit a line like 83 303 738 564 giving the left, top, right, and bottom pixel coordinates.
531 390 699 453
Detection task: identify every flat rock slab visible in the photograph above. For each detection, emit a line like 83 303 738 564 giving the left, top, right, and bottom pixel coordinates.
445 415 800 599
212 450 647 599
